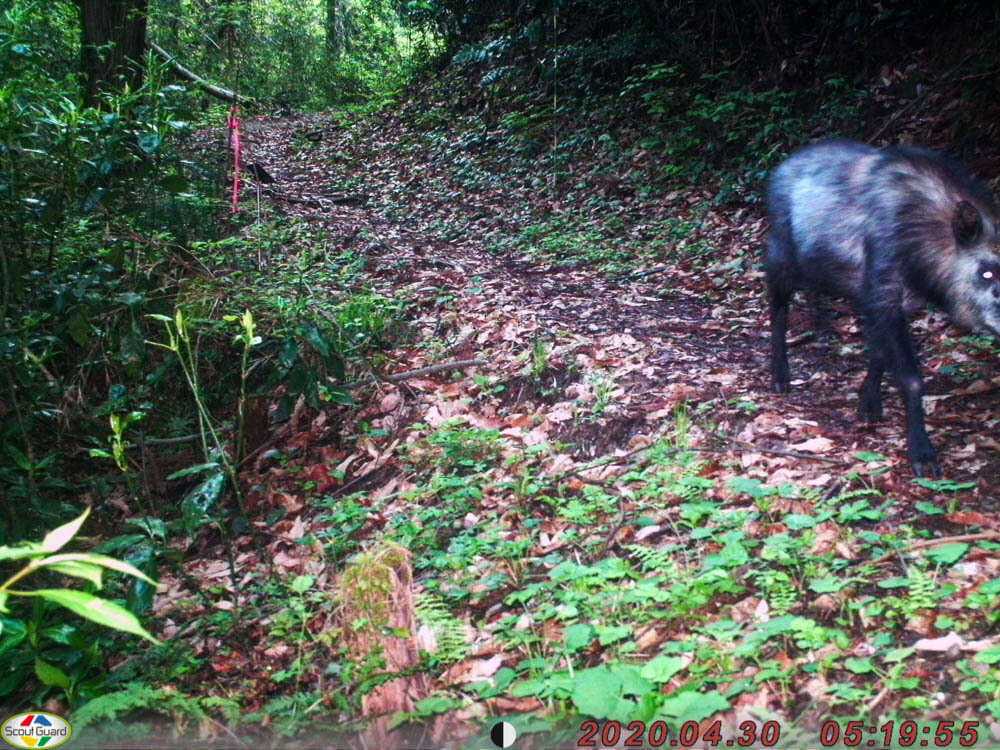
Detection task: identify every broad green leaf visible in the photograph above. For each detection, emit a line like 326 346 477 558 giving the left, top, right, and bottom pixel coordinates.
181 472 227 532
300 320 332 358
726 477 776 499
913 478 975 492
854 451 886 462
413 695 461 714
42 508 91 552
564 623 595 652
0 543 42 562
808 577 845 593
66 553 156 584
783 513 817 530
46 560 104 587
924 543 969 566
844 657 876 674
66 308 92 346
659 690 729 722
494 667 516 690
167 462 221 481
6 443 32 471
617 666 653 697
126 517 168 539
641 655 686 683
0 618 27 654
35 658 72 688
597 625 631 646
325 386 356 405
137 133 162 154
115 292 145 307
290 575 314 594
878 577 911 589
975 646 1000 665
570 667 621 718
883 647 915 663
33 589 161 643
0 667 30 699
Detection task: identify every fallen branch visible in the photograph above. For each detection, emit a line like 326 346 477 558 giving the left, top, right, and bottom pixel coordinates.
260 188 367 208
346 359 488 389
149 41 247 104
383 359 488 382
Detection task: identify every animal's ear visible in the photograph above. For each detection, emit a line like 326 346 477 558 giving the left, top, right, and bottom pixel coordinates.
952 200 982 245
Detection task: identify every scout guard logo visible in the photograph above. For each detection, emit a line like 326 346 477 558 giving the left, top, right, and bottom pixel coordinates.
1 713 72 748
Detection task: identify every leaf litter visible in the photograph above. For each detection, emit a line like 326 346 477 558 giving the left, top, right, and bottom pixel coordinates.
151 102 1000 744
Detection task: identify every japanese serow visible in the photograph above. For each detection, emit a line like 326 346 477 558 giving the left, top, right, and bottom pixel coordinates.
765 139 1000 476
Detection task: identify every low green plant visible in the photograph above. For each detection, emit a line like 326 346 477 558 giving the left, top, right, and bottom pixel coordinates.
414 592 469 663
416 422 505 475
530 338 551 379
70 684 220 734
0 508 160 707
586 371 616 418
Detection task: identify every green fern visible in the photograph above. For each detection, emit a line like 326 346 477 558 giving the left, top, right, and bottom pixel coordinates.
243 692 325 735
625 544 680 575
829 488 882 504
639 463 711 505
904 567 938 614
751 570 798 616
415 592 469 663
71 685 207 729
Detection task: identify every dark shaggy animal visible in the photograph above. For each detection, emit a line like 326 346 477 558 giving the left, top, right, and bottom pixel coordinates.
766 139 1000 476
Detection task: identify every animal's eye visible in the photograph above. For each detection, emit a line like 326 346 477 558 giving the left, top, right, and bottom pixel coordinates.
985 270 996 281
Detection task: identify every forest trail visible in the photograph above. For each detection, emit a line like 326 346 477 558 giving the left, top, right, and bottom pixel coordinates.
240 110 1000 517
145 110 1000 744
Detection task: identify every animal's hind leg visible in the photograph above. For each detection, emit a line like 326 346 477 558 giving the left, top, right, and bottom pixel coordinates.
768 279 793 393
858 354 884 423
765 222 798 394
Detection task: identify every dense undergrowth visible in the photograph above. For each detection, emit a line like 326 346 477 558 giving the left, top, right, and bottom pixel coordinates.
4 0 1000 746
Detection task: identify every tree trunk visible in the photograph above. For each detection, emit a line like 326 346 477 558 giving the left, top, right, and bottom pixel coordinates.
78 0 149 107
216 0 251 64
325 0 340 61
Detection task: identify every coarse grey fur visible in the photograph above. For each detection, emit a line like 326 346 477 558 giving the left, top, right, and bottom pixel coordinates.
766 138 1000 476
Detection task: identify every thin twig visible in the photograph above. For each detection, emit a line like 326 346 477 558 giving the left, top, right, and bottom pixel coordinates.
133 433 201 447
726 438 844 464
610 265 673 282
868 531 1000 566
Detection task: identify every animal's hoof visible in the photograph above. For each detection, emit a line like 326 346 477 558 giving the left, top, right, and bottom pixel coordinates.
911 460 942 478
909 445 941 478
